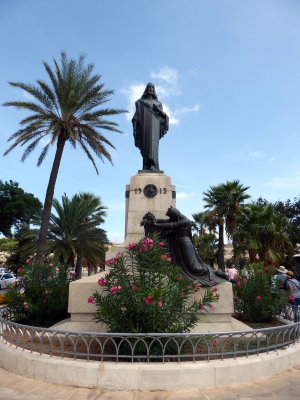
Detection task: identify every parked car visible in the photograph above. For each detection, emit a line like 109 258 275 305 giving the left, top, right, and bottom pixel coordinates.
0 273 17 289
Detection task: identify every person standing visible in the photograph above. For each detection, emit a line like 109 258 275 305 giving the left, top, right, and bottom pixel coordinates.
286 271 300 322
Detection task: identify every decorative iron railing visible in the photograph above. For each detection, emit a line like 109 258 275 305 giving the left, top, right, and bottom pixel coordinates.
0 306 299 363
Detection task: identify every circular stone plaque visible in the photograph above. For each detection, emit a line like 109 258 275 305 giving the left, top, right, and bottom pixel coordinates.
143 184 158 198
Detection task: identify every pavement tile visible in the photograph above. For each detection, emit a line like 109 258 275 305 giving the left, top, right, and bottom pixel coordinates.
201 387 240 399
165 389 207 399
94 390 135 400
133 390 168 400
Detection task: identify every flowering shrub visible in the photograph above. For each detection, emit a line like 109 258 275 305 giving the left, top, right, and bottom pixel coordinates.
91 236 219 333
235 263 289 322
3 261 74 326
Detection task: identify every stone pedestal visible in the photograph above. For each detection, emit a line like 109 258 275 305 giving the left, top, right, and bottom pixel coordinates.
52 274 251 333
124 172 176 244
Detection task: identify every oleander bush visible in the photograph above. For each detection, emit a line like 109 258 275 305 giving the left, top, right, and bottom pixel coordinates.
90 235 219 333
234 263 289 322
3 260 74 326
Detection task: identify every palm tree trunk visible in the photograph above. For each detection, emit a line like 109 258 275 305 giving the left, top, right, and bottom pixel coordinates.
36 137 66 263
218 220 225 271
75 255 82 279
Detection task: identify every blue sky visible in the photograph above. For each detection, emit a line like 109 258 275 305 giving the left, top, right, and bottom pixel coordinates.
1 0 300 242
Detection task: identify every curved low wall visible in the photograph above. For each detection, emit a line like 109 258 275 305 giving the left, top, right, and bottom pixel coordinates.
1 339 300 390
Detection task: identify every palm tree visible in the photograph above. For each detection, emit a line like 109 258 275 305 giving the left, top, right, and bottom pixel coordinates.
235 203 293 264
3 52 126 262
47 193 108 277
203 180 250 271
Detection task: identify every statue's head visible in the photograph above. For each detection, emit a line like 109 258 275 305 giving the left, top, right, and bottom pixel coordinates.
166 206 181 221
141 83 158 100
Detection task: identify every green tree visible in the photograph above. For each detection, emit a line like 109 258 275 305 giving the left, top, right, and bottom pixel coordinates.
0 180 42 237
273 197 300 249
203 180 250 271
235 202 293 264
3 52 126 262
47 193 108 277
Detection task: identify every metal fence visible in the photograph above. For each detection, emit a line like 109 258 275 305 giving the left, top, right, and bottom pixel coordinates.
1 306 299 362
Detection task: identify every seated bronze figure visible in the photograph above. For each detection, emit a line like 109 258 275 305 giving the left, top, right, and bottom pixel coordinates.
141 207 227 286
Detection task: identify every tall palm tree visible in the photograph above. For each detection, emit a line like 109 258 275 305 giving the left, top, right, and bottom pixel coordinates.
203 180 250 271
3 52 126 262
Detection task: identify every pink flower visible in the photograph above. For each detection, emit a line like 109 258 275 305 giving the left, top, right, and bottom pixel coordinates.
110 286 122 294
242 278 248 283
212 339 218 345
133 285 141 291
160 254 171 261
71 271 76 276
88 297 96 304
23 302 28 309
175 276 181 281
98 279 107 286
127 243 137 251
215 293 220 299
157 301 163 307
199 304 205 309
256 296 262 300
144 238 154 244
47 277 52 281
211 286 218 292
289 296 295 302
49 263 53 267
143 298 153 305
17 268 22 273
180 292 185 297
158 242 165 247
236 281 241 287
25 259 31 264
44 290 50 295
115 252 124 259
209 304 215 310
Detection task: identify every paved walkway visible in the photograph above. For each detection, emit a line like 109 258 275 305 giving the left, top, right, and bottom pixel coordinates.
0 365 299 400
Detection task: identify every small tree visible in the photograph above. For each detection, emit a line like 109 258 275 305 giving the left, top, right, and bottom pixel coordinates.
90 236 219 333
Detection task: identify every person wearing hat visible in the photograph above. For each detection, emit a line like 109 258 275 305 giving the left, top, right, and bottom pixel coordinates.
286 270 300 322
274 266 288 291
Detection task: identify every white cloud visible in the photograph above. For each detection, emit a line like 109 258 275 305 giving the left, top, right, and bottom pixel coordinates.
150 66 179 86
248 150 265 158
120 83 145 121
162 103 179 125
121 67 199 125
177 192 197 199
266 171 300 190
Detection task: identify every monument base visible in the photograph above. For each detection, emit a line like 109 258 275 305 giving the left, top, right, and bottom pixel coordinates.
52 273 251 333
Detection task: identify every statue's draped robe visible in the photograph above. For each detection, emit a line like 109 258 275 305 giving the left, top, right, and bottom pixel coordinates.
132 98 169 170
153 217 227 286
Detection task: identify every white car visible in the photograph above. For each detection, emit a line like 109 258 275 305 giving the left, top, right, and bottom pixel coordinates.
0 273 17 289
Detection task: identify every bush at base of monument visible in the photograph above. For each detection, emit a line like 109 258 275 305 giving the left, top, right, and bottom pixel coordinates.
235 263 289 322
91 236 219 333
3 261 74 326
